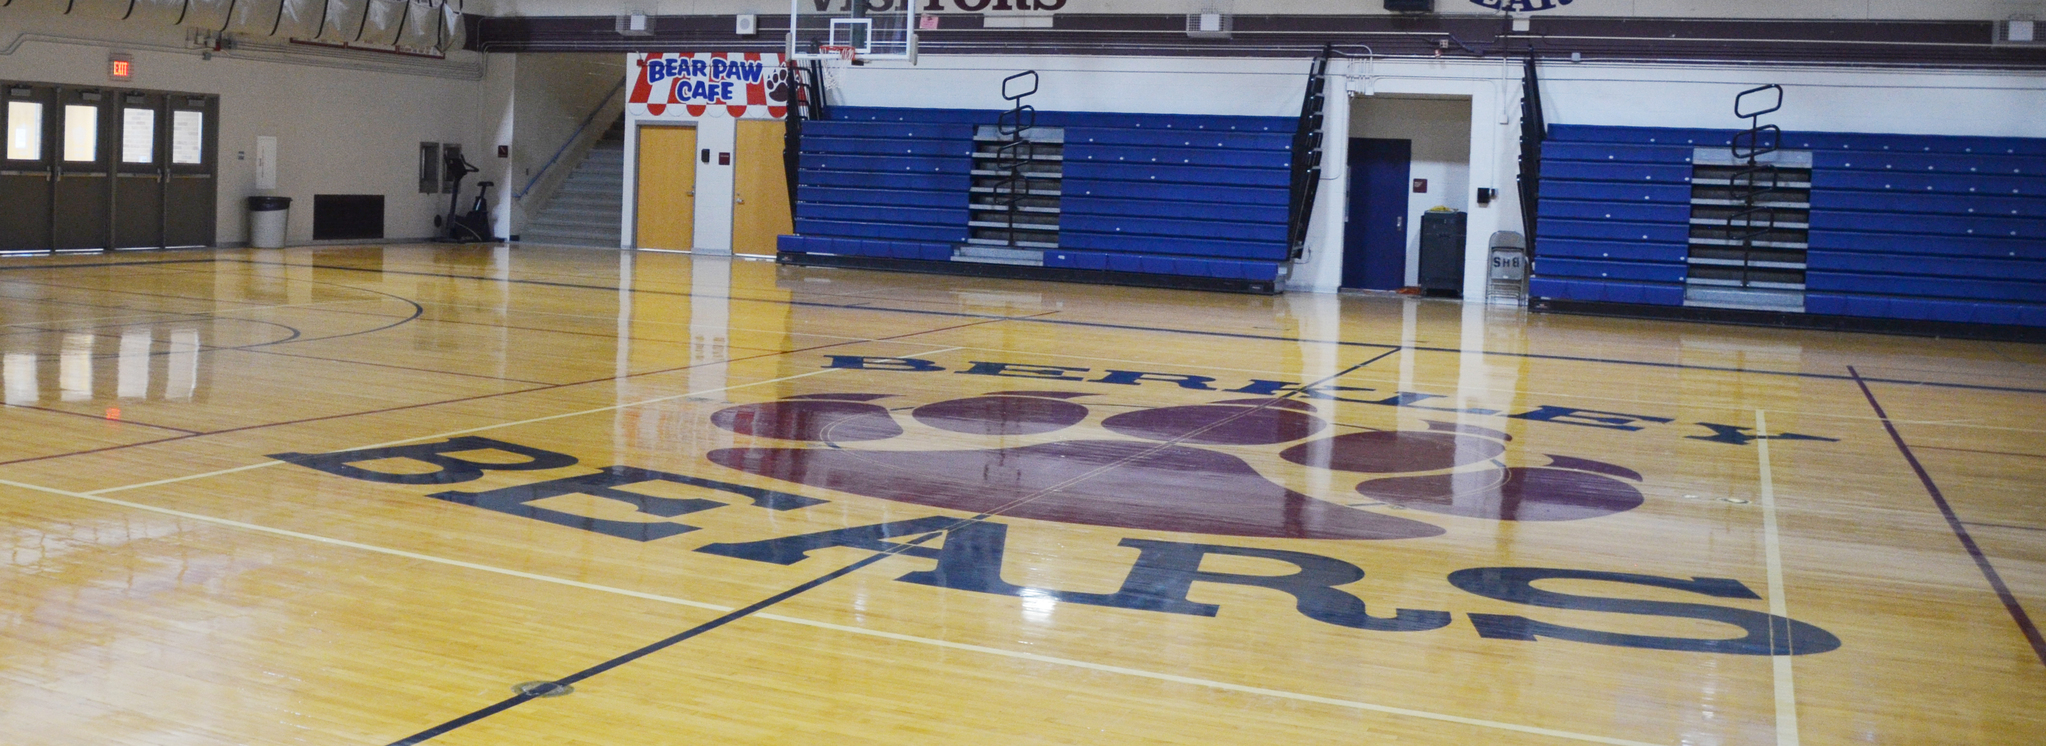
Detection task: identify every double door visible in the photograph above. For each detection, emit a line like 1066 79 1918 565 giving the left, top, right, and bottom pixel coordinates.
1 82 218 253
632 119 790 253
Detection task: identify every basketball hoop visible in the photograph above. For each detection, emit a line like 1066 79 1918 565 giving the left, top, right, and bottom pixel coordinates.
821 45 857 63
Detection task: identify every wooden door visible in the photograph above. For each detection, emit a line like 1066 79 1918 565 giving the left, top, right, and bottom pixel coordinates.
730 119 792 255
634 125 697 250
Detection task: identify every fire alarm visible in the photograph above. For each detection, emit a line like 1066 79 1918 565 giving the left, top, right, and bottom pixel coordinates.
108 53 133 81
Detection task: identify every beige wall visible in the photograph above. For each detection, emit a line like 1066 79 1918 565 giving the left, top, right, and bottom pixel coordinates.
1 7 497 245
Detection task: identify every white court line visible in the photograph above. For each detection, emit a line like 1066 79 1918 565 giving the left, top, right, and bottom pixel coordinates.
0 475 1666 746
1755 409 1800 746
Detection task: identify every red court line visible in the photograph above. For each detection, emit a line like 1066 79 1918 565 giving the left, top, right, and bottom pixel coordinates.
0 313 1046 468
234 348 565 386
1850 365 2046 668
0 403 204 435
1919 445 2046 460
15 275 797 353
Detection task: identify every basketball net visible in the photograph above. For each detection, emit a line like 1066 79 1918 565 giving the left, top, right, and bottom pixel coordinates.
820 45 857 66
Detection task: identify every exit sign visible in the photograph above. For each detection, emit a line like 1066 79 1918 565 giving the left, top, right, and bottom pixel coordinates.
109 55 133 81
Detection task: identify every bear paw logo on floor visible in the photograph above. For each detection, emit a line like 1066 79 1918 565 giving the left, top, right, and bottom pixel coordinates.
704 392 1644 541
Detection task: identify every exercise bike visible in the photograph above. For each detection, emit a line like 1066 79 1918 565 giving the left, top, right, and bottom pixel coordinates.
434 150 499 243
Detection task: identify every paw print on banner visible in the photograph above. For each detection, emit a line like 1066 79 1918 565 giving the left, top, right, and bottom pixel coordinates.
706 392 1644 541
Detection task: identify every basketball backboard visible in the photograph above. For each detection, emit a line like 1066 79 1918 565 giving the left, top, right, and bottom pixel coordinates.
787 0 918 62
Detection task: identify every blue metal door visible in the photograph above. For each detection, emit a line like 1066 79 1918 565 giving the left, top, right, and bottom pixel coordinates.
1342 138 1411 290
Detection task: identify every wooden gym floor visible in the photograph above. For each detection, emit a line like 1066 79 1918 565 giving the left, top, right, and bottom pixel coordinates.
0 245 2041 745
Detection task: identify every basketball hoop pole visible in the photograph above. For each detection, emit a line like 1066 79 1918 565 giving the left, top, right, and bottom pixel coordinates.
785 0 798 61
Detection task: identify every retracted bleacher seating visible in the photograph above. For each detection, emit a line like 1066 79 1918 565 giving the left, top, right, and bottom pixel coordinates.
1533 125 2046 331
778 106 1298 293
778 109 977 263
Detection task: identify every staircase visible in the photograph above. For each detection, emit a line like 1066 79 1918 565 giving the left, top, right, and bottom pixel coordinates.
521 116 625 248
1683 85 1810 312
1685 149 1812 311
959 71 1060 266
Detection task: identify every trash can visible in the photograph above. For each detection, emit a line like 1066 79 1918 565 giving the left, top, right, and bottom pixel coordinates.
247 196 291 248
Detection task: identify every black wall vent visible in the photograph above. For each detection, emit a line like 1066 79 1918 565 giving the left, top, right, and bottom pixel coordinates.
312 194 385 240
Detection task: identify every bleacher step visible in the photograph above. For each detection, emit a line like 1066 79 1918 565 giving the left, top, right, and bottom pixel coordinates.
1693 177 1813 189
953 245 1047 265
966 237 1059 250
1683 286 1806 313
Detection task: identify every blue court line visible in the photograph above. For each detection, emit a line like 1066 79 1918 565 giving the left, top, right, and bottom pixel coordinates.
9 256 2043 396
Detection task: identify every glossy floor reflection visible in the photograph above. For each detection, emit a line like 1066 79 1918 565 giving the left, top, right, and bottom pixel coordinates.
1 245 2042 745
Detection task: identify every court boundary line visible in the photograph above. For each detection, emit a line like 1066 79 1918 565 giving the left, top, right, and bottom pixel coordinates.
221 257 2046 396
80 360 869 495
1960 521 2046 533
17 255 2036 395
0 475 1664 746
0 308 1022 469
1 402 203 434
1848 366 2046 668
1755 410 1800 746
1919 445 2046 460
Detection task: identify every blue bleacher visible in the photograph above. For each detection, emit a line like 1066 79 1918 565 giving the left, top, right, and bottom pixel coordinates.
1533 124 2046 328
786 116 973 252
783 106 1297 285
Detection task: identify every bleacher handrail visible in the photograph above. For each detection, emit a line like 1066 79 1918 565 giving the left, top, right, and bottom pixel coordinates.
1285 44 1331 260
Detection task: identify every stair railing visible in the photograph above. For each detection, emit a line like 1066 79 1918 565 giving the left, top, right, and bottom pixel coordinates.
783 60 828 216
515 79 626 201
994 70 1039 249
1727 84 1784 286
1516 53 1546 259
1285 44 1332 260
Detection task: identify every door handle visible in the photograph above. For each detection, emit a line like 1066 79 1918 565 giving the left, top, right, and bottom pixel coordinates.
687 190 695 196
734 192 744 204
1395 216 1404 231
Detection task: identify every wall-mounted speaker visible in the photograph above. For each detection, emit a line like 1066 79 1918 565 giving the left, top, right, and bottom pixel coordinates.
1385 0 1434 12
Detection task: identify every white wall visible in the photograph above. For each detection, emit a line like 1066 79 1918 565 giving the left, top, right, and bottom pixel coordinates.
1540 60 2046 138
1349 96 1472 288
825 54 1310 117
1 8 495 245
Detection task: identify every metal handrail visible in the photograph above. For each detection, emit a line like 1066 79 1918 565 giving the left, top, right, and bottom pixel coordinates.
1285 44 1331 259
784 60 826 216
995 71 1039 247
1517 53 1546 259
1727 84 1786 285
515 79 625 200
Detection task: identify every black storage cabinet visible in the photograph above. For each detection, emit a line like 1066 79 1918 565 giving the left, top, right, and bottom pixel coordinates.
1418 210 1467 296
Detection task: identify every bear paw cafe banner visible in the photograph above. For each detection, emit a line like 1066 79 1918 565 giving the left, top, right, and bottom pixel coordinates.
629 53 789 120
